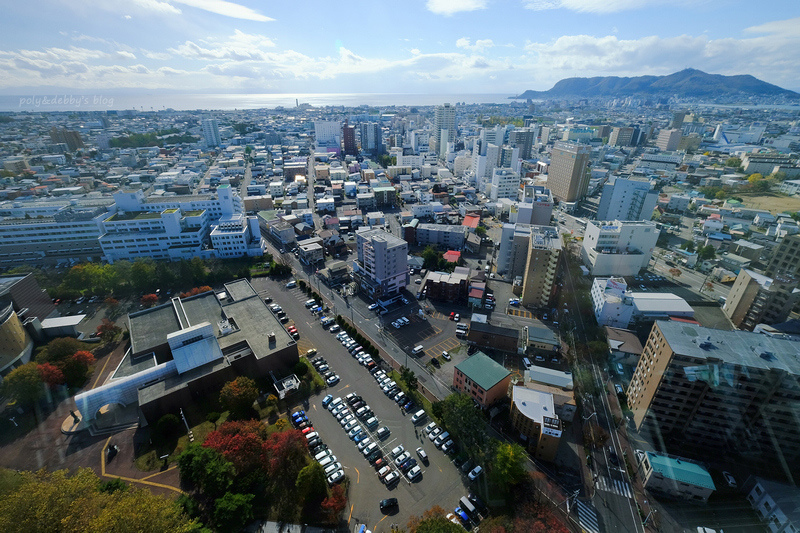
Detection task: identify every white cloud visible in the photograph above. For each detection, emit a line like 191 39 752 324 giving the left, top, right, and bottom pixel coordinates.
524 0 675 13
427 0 487 16
171 0 274 22
131 0 182 15
169 30 276 61
116 51 137 60
744 17 800 37
456 38 494 52
410 48 421 55
142 50 172 60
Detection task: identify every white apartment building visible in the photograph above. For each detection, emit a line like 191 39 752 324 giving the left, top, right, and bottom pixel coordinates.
596 178 658 222
353 228 408 303
209 214 265 259
582 220 659 276
667 194 692 212
489 168 520 202
202 118 221 147
415 224 467 250
591 277 635 328
511 185 553 226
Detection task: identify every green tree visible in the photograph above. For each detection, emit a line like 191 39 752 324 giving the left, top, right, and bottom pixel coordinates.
155 414 182 441
421 245 441 270
2 363 44 405
490 442 528 489
213 492 254 532
725 157 741 168
295 462 328 507
219 377 259 418
400 366 418 391
130 259 157 292
437 393 489 461
475 226 487 238
0 468 197 533
698 245 716 260
177 443 234 498
98 477 128 494
37 336 84 364
293 361 309 377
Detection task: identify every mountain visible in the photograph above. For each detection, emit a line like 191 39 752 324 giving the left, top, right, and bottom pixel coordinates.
512 69 800 100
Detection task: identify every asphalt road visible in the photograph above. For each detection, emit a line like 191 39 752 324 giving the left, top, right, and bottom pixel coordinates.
249 277 472 532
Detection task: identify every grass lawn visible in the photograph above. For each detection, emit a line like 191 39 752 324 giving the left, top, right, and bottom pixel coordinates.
738 192 800 215
134 411 231 471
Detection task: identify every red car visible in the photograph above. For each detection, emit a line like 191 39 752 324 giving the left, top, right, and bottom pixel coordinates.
449 312 455 320
301 426 314 434
287 326 297 333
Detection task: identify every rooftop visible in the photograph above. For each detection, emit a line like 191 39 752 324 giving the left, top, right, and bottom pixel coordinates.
644 451 716 490
512 386 556 423
455 351 511 391
657 320 800 375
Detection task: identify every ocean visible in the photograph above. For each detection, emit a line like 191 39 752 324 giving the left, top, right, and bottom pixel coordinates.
1 92 516 112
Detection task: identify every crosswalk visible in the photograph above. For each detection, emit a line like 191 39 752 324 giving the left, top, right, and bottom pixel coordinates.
576 500 600 533
596 475 633 498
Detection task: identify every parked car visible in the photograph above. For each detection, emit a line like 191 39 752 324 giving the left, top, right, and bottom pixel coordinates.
416 447 428 463
286 280 297 288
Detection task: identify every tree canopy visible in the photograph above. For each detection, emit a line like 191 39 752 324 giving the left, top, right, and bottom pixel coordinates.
218 377 259 418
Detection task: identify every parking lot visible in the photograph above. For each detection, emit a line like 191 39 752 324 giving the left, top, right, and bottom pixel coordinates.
250 277 475 531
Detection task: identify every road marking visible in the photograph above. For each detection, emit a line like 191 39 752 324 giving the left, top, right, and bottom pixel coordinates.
375 515 388 529
338 384 350 392
354 467 360 483
91 351 115 389
348 504 354 524
100 436 184 494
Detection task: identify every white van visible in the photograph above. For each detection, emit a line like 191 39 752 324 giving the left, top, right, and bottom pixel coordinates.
459 496 477 516
522 357 532 370
411 409 427 424
411 345 424 355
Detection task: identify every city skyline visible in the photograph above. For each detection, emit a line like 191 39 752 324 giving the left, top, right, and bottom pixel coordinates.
1 1 799 95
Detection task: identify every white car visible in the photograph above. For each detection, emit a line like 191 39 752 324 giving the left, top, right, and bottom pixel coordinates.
428 427 442 441
368 303 379 310
390 445 405 458
327 470 344 485
383 471 400 485
343 419 359 432
394 452 411 467
378 465 392 479
286 280 297 288
407 465 422 480
340 414 355 427
423 422 437 435
468 465 483 481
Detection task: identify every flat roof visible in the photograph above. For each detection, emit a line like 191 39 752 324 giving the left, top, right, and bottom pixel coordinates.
644 451 716 490
512 386 556 423
631 293 694 314
525 366 574 390
455 352 511 391
41 315 85 328
657 320 800 375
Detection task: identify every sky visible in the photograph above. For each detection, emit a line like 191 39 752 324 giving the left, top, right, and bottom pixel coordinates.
1 0 799 95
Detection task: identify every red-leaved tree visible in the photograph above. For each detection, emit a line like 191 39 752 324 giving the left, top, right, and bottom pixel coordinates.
141 294 159 307
37 362 65 387
204 420 268 476
320 484 347 521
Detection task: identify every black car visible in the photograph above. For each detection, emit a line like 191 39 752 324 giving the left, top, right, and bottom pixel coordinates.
468 493 488 514
367 451 383 464
351 400 366 410
263 297 272 303
608 449 619 465
380 498 398 512
347 395 362 406
431 358 440 368
307 437 321 448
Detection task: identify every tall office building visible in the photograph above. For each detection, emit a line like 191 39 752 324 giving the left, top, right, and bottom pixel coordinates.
655 129 682 151
723 269 800 331
314 121 341 154
342 122 357 156
547 142 591 202
608 127 635 147
489 168 521 202
360 122 382 154
628 321 800 471
353 229 408 302
596 178 658 221
671 110 689 130
432 103 456 155
509 128 535 159
49 127 85 151
202 118 221 147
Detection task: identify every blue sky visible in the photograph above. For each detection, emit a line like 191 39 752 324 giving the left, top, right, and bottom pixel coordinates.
1 0 799 94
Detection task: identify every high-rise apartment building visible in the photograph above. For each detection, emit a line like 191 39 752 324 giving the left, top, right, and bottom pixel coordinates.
201 118 221 147
353 229 408 303
608 126 635 147
342 123 357 156
547 142 591 202
360 122 382 154
596 178 658 221
432 103 456 155
655 128 682 151
723 269 800 330
514 185 553 226
520 226 561 307
489 168 520 202
49 127 85 151
509 128 535 159
766 234 800 279
314 121 341 154
628 321 800 471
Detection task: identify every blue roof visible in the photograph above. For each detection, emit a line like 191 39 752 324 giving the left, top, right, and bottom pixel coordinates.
645 452 716 490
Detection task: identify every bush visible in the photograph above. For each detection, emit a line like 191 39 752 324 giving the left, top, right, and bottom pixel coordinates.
294 361 309 377
155 414 181 441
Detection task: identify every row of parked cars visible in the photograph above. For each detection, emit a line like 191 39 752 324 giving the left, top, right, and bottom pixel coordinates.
311 355 341 387
291 409 345 486
334 331 378 372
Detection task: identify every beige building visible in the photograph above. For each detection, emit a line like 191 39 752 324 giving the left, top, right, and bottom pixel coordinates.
547 142 591 202
609 127 635 147
766 233 800 278
520 226 561 307
628 321 800 470
655 129 682 151
510 386 562 461
723 269 800 330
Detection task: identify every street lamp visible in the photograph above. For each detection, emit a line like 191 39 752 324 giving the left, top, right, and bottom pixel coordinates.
643 508 657 526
